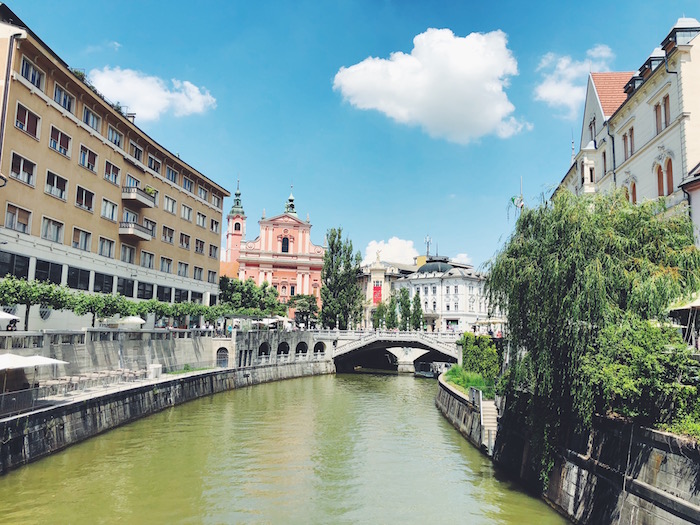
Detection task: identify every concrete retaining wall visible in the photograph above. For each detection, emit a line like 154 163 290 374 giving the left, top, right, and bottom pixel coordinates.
434 374 484 452
0 360 334 475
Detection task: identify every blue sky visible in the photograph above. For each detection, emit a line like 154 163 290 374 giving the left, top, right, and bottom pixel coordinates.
11 1 700 268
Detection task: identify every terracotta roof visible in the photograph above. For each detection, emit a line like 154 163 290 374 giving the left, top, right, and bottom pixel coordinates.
591 72 634 117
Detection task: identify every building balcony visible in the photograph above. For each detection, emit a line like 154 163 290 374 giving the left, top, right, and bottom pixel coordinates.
119 221 153 242
121 186 155 208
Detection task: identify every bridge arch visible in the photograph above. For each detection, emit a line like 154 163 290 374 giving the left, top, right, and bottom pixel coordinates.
313 342 326 355
295 342 308 355
277 342 290 355
258 342 270 356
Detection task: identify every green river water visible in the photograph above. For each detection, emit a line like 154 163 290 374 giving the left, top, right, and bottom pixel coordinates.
0 374 567 524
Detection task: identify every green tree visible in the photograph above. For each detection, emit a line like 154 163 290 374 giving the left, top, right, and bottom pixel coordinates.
320 227 363 329
219 276 284 315
69 292 131 327
410 291 423 330
0 276 71 330
385 294 398 330
398 288 411 331
287 294 319 328
372 301 387 329
460 332 500 382
487 190 700 490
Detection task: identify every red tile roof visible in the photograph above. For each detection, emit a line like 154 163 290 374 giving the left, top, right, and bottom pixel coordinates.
591 72 634 116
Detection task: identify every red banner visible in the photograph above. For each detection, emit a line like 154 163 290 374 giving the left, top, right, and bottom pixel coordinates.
373 285 382 305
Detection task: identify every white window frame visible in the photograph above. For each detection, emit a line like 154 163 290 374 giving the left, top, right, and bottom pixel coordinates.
162 225 174 244
15 103 40 138
120 243 135 264
125 174 140 188
196 212 206 228
179 232 191 250
198 186 208 201
79 144 97 172
160 257 173 273
123 208 138 224
10 152 36 186
20 56 44 90
101 198 118 222
107 126 123 148
164 195 176 214
195 239 205 254
140 251 155 269
209 244 218 259
210 219 220 233
72 227 92 251
98 237 115 258
177 262 189 277
49 126 71 157
181 204 192 221
193 266 203 281
53 83 75 113
208 270 217 284
129 141 143 162
41 216 64 243
83 106 101 132
212 194 222 208
75 186 94 212
143 218 156 237
147 155 161 174
45 171 67 200
182 176 193 192
165 166 178 183
104 161 120 185
5 203 31 234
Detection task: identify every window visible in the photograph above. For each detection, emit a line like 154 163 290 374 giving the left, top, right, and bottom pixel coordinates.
193 266 203 280
129 141 143 162
179 233 190 250
35 259 62 284
93 273 113 294
454 302 459 312
143 218 156 237
83 107 101 132
108 126 123 148
198 186 208 200
123 208 138 223
631 182 637 204
666 159 674 196
588 118 596 142
45 171 67 200
67 267 90 290
104 161 120 185
72 228 91 251
140 251 154 269
125 174 140 187
101 199 118 221
290 285 295 296
663 95 671 128
182 177 193 192
629 127 634 155
181 204 192 221
589 167 595 184
432 286 437 294
120 244 135 264
454 286 458 293
75 186 94 211
41 217 63 243
49 126 71 156
210 219 220 233
160 257 173 273
16 103 40 138
432 301 436 312
148 155 161 174
191 292 203 304
622 133 629 161
79 145 97 172
602 151 607 175
208 270 217 284
655 103 662 134
0 252 29 279
195 239 205 254
177 262 189 277
5 204 30 233
209 244 218 259
117 277 134 297
446 304 450 311
10 153 35 185
98 237 115 258
166 166 178 183
53 84 74 113
164 196 176 214
137 282 154 300
657 165 664 197
174 289 188 302
234 222 241 231
196 212 206 228
162 226 174 243
282 237 289 253
157 286 171 302
21 57 44 89
212 194 221 208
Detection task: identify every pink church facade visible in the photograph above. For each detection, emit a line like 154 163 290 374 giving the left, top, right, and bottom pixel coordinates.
223 186 325 305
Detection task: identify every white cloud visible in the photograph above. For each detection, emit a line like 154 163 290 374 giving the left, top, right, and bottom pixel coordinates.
333 28 528 144
363 237 419 266
109 41 122 52
451 253 473 265
88 66 216 122
533 44 614 120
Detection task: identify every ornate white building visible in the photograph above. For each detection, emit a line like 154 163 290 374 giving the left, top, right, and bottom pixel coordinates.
556 18 700 244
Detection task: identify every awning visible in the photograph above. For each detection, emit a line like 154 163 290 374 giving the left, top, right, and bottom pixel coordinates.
0 353 68 370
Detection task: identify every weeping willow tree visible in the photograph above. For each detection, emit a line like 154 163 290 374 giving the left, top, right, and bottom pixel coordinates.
486 190 700 490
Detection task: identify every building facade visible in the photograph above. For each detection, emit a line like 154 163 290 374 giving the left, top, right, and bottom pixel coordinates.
222 187 324 305
0 6 230 328
357 255 417 329
557 18 700 244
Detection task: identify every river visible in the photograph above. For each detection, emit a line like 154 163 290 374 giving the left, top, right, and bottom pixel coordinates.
0 374 566 524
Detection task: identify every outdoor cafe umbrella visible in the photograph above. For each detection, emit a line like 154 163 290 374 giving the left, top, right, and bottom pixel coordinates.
0 353 69 393
0 311 19 321
118 316 146 325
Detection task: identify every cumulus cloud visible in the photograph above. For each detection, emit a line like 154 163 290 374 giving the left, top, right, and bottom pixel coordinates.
333 28 529 144
88 66 216 122
451 253 472 265
363 237 419 266
534 44 614 119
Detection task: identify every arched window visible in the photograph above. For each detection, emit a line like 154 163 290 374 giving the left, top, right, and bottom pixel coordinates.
580 162 585 186
234 222 241 231
630 182 637 204
657 165 664 197
666 159 673 196
282 237 289 253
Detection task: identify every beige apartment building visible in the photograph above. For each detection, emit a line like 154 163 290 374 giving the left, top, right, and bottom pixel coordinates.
0 5 229 328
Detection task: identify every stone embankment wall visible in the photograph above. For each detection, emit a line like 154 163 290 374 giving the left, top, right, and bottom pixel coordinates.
434 374 484 453
494 414 700 524
0 360 334 475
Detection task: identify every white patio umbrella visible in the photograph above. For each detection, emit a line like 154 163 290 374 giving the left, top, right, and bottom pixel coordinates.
0 311 19 321
118 316 146 325
25 356 69 367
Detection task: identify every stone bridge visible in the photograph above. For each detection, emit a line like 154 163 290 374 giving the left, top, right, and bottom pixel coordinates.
232 330 462 373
